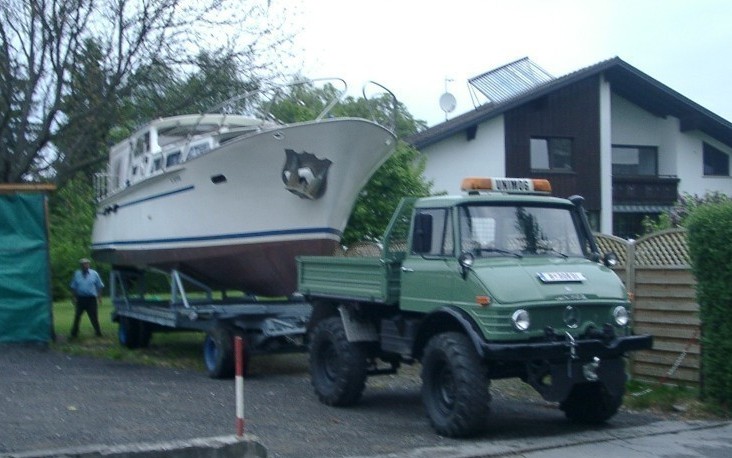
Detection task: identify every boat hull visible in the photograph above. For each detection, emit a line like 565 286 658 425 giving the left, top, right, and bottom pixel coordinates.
92 118 395 296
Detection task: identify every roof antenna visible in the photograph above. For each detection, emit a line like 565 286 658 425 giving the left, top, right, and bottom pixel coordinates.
439 77 456 121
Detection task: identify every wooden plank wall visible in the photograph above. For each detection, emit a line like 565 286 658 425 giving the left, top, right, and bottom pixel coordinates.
630 268 700 387
596 230 701 387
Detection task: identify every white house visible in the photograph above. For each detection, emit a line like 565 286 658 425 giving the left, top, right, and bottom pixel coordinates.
407 57 732 238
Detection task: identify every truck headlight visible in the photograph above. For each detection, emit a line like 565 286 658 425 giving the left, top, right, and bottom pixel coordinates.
613 306 629 327
512 309 530 331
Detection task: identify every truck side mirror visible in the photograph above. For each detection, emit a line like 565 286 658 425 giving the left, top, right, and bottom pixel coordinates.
412 212 433 254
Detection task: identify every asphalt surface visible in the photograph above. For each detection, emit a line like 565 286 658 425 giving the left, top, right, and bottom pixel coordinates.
0 344 728 457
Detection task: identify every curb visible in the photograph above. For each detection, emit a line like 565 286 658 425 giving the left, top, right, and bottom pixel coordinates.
2 435 267 458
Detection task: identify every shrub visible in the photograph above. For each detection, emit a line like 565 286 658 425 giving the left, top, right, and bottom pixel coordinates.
686 201 732 412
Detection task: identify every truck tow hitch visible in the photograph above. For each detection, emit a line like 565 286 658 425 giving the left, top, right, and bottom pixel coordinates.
565 332 601 381
565 331 579 377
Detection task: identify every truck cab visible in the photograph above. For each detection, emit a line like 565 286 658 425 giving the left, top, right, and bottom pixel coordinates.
299 177 653 438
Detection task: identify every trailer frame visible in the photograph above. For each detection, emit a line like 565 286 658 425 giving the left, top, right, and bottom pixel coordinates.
109 267 311 377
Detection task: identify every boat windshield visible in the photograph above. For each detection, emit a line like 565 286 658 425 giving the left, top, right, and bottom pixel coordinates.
458 204 586 258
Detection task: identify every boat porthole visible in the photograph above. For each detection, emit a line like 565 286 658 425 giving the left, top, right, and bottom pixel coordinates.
211 174 227 184
273 131 284 140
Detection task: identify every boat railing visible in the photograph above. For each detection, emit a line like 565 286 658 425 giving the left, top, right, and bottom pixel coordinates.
205 77 348 122
362 81 399 133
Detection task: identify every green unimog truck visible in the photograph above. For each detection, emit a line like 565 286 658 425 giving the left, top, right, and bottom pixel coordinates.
297 177 653 437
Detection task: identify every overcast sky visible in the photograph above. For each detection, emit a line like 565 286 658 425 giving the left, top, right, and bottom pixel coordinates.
289 0 732 127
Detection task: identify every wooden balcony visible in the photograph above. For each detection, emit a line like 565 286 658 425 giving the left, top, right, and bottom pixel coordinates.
612 175 680 205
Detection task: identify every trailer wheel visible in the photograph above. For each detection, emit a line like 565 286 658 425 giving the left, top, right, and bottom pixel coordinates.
118 317 152 349
309 316 367 406
560 382 623 424
421 332 491 438
204 326 235 379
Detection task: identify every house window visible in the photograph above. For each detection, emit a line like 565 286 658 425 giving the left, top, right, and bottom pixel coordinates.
612 145 657 176
530 137 572 171
703 142 729 176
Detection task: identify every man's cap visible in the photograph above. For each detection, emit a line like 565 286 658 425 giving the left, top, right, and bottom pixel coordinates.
79 258 91 264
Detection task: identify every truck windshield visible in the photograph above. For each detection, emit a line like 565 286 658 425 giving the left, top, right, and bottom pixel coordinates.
459 204 585 258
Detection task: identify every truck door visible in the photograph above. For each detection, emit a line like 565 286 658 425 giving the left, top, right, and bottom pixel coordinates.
399 207 459 313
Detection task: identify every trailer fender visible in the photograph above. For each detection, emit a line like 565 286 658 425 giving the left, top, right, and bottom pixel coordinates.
413 306 486 361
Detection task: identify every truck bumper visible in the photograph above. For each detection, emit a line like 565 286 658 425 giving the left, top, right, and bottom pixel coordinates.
479 333 653 403
480 333 653 362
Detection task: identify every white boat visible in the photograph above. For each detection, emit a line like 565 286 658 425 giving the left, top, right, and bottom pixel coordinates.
91 80 397 296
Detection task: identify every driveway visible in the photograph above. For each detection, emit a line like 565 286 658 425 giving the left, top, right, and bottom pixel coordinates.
0 344 724 457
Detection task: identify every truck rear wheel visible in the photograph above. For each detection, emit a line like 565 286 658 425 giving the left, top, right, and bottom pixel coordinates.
421 332 491 437
118 317 152 349
560 382 623 423
204 326 235 379
309 316 367 406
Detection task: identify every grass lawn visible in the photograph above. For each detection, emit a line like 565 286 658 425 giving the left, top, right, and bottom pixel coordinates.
51 298 207 373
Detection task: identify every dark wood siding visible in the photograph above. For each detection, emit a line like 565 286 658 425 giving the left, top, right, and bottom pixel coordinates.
504 76 601 210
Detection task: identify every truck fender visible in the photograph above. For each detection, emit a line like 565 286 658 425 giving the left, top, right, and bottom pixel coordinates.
413 306 487 360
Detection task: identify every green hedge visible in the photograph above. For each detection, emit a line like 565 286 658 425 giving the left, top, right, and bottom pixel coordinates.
686 201 732 410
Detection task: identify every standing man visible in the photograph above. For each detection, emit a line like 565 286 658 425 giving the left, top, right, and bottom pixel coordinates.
69 258 104 338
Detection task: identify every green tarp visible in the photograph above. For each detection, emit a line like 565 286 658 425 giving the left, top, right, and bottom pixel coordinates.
0 192 52 343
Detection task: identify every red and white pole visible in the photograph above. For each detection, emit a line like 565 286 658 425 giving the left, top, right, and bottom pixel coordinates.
234 335 245 437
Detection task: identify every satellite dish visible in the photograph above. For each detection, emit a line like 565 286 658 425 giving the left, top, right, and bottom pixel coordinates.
439 92 456 114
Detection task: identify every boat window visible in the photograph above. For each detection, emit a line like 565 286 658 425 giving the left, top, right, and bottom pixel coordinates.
134 132 150 157
166 151 182 167
152 155 163 172
187 142 211 160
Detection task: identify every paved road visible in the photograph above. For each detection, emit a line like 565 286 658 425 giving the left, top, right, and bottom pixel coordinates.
1 344 728 458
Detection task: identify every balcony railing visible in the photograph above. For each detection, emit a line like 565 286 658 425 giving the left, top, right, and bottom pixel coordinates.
612 175 680 205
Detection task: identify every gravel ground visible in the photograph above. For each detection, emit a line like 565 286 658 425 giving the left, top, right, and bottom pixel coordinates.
1 344 665 458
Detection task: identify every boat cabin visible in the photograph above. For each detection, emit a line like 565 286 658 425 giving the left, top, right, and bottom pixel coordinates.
96 114 262 200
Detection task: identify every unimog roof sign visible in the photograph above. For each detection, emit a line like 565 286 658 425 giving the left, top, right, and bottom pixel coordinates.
461 177 552 194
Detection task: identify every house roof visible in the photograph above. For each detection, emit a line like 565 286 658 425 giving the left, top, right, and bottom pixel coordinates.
407 57 732 149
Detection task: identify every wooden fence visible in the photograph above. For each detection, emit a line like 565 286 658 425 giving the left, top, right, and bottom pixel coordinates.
595 229 700 387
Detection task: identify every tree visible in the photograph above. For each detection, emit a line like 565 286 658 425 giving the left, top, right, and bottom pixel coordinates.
1 0 295 186
48 175 98 299
268 80 432 245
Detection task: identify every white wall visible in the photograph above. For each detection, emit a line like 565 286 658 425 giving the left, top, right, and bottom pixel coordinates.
610 93 732 197
678 134 732 196
422 116 506 195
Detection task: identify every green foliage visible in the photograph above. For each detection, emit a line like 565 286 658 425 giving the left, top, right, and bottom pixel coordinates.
267 81 433 245
343 142 431 245
48 176 102 300
686 201 732 412
642 191 731 234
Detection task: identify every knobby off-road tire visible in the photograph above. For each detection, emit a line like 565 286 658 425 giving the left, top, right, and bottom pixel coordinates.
421 332 491 438
204 325 235 379
118 317 152 349
309 316 367 406
560 381 623 423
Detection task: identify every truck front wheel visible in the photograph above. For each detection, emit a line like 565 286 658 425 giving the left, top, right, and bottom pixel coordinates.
560 382 623 423
309 316 367 406
421 332 491 438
